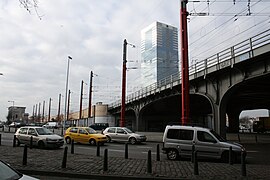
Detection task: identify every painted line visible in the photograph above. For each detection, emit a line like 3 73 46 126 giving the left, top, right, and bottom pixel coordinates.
136 146 153 149
142 151 157 155
109 149 125 153
247 150 259 153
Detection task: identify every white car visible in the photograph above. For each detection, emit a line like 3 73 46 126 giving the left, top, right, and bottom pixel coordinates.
15 126 64 149
0 160 38 180
102 127 147 144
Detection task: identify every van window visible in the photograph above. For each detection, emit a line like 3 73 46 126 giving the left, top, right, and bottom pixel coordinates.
197 131 216 143
167 129 194 140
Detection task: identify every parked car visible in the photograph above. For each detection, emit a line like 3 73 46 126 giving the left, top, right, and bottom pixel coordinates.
9 122 25 128
162 125 246 162
102 127 147 144
0 160 38 180
89 123 109 130
64 127 107 145
42 122 59 129
15 126 64 149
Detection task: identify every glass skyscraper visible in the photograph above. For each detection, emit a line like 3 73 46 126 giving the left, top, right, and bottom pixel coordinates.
141 21 179 87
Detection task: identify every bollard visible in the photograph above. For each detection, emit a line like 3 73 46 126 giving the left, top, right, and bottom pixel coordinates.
62 146 68 168
96 142 100 157
156 144 160 161
229 146 233 165
71 139 74 154
241 151 247 176
125 143 128 159
191 144 195 163
13 135 16 147
147 150 152 173
0 134 1 146
238 133 241 142
30 136 33 149
22 145 27 165
193 151 199 175
255 134 258 143
103 149 108 171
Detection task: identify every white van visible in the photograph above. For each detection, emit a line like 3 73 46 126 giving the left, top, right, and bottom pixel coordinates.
42 122 59 129
162 125 246 162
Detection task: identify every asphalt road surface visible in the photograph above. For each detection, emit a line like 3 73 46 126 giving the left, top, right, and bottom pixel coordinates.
1 130 270 164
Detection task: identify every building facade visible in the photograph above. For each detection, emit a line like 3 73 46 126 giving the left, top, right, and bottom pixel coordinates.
141 21 179 87
7 106 27 122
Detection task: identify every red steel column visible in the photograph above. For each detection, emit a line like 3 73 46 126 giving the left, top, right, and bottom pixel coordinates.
120 39 127 127
180 0 190 125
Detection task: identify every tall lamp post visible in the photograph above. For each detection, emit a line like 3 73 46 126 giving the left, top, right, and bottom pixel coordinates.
64 56 72 134
8 100 15 122
120 39 135 127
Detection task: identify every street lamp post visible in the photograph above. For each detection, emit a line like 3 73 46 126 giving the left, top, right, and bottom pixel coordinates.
64 56 72 134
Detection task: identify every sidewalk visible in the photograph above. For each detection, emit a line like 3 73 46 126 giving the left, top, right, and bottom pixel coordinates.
0 145 270 179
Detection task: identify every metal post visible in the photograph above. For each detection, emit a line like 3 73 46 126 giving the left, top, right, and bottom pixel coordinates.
71 139 74 154
241 151 247 176
30 136 33 149
62 146 68 168
0 134 1 146
120 39 127 127
103 149 108 171
67 90 71 124
64 56 72 134
229 146 233 165
88 71 93 118
23 145 27 165
194 151 199 175
57 94 61 123
125 143 128 159
48 98 52 122
79 80 84 120
156 144 160 161
191 144 195 163
180 0 190 125
13 135 16 147
96 142 100 156
147 150 152 173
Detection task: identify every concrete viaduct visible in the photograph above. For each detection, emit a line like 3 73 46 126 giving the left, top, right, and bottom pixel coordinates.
108 29 270 138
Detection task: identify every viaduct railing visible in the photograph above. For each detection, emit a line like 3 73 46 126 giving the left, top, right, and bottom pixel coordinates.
109 29 270 109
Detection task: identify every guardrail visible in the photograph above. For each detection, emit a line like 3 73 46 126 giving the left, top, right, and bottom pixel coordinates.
109 29 270 109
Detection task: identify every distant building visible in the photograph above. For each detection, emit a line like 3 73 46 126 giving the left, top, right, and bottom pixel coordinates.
141 21 179 87
7 106 28 122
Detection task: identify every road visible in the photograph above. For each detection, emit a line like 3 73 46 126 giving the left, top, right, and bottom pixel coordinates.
1 129 270 164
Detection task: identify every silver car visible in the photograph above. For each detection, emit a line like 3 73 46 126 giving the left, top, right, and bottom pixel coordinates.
162 125 246 162
15 126 64 149
102 127 147 144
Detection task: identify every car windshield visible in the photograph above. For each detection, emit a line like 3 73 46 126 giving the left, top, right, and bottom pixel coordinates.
0 160 21 180
85 128 97 134
210 130 226 142
36 128 54 135
123 128 134 133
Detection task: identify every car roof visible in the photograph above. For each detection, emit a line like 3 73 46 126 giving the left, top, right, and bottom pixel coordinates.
165 125 211 131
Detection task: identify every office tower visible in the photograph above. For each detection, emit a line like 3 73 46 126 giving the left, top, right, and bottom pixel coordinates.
141 21 179 87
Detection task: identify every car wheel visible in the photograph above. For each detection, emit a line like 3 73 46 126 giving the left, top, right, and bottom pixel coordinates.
106 136 111 143
65 137 72 144
38 141 45 149
167 149 179 160
89 139 96 146
129 137 136 145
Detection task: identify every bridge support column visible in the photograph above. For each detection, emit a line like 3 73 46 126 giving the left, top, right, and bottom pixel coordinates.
227 111 240 133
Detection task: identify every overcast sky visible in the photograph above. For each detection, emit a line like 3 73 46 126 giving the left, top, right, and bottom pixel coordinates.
1 0 270 121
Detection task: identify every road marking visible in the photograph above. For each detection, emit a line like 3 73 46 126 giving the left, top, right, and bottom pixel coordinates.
109 149 125 153
247 150 259 153
136 146 153 149
142 151 157 155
